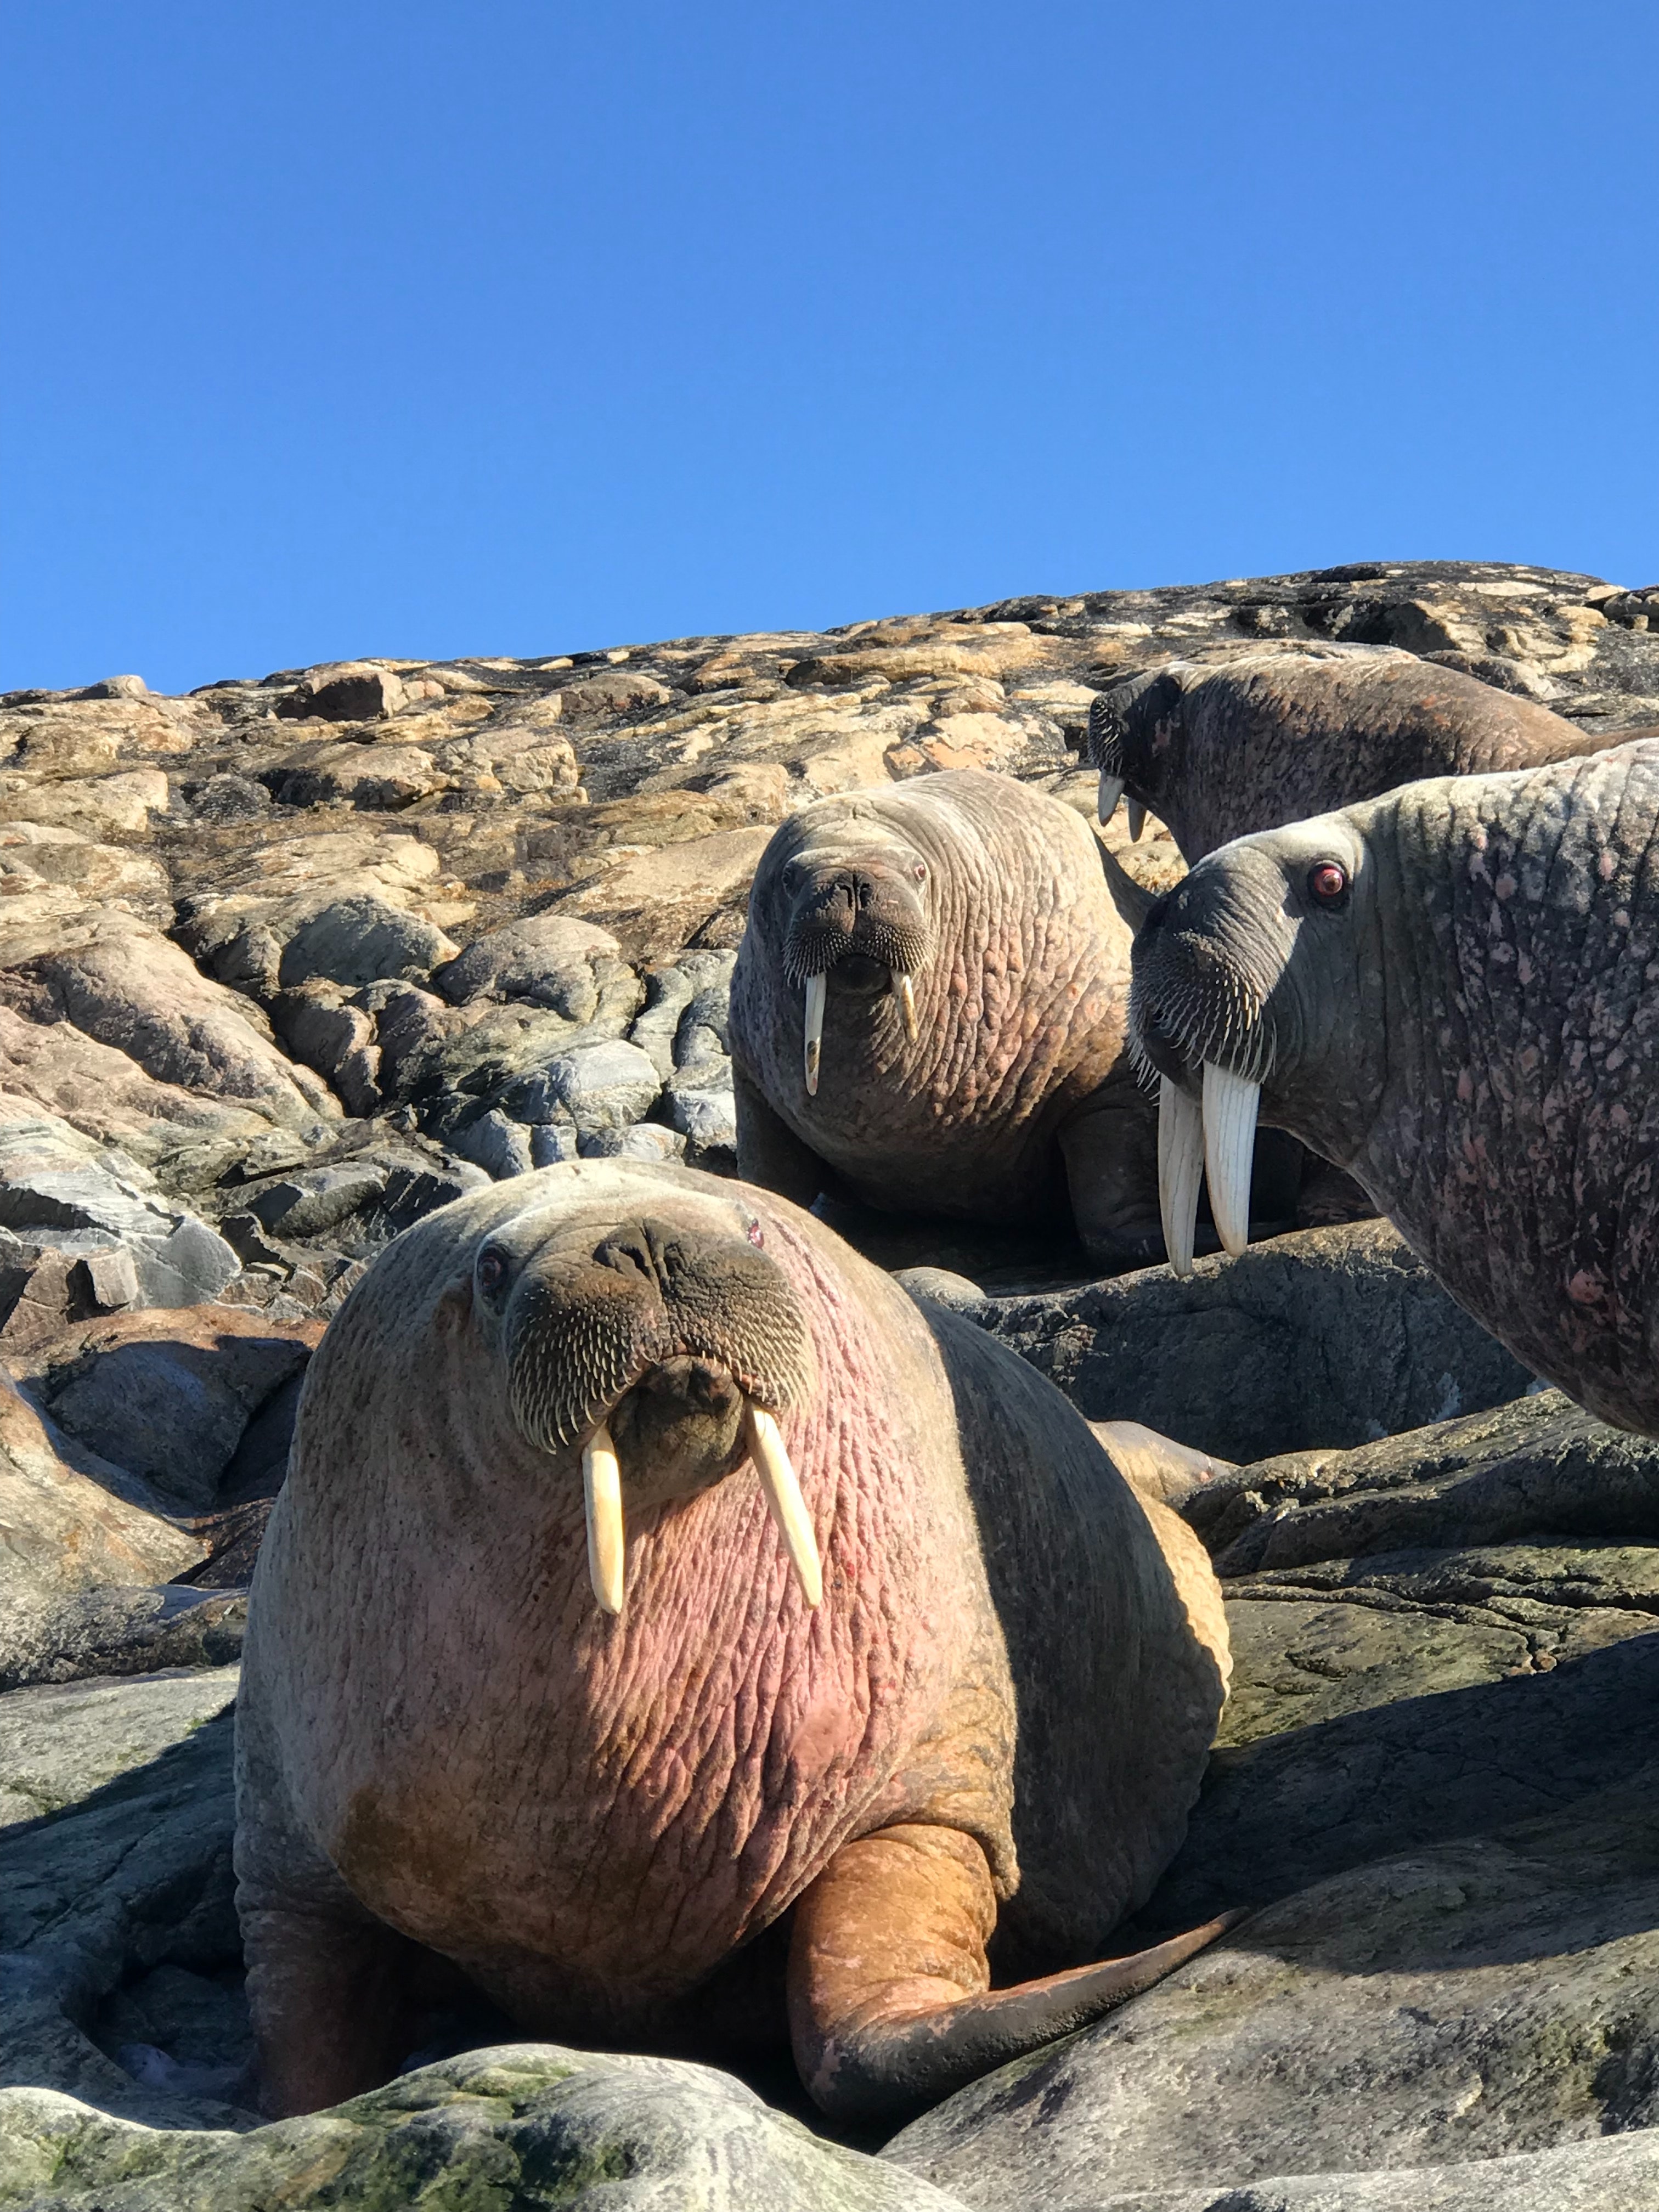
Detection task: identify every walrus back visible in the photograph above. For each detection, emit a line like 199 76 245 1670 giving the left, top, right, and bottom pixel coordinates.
917 1304 1229 1976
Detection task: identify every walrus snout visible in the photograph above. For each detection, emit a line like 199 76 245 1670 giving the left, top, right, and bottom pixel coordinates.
780 859 931 1097
493 1210 819 1616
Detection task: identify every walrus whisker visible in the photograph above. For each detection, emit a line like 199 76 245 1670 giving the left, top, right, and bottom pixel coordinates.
804 972 826 1097
743 1401 822 1607
1201 1063 1260 1260
581 1423 626 1616
1097 771 1124 826
1156 1076 1203 1279
892 971 918 1042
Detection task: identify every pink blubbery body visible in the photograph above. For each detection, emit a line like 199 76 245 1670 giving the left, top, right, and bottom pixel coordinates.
235 1164 1227 2107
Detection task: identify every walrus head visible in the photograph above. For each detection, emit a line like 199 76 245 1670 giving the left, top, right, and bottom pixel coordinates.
1087 669 1187 845
1119 809 1388 1274
759 804 934 1098
461 1173 818 1616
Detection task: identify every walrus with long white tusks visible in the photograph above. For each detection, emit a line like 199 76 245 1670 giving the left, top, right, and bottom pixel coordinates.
234 1159 1234 2126
1120 738 1659 1439
729 769 1299 1265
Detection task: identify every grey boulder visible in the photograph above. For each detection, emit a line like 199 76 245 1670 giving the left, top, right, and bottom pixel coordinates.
976 1222 1532 1464
0 2045 969 2211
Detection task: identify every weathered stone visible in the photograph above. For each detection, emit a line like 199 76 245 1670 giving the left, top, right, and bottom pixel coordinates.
0 1368 203 1604
36 1310 323 1513
452 1108 535 1180
0 2044 969 2210
0 1586 245 1693
1188 1388 1659 1575
974 1223 1532 1464
273 892 458 990
432 912 623 1010
75 1247 138 1312
886 1776 1659 2207
0 1699 248 2128
242 1163 387 1241
0 1666 239 1827
511 1038 662 1136
579 1122 687 1163
273 662 408 722
663 1085 737 1170
0 916 338 1130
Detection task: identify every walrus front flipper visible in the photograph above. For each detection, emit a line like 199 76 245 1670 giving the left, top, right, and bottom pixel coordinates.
787 1821 1240 2124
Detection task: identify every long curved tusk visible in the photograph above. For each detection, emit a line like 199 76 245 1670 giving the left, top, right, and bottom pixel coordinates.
581 1424 626 1616
1126 798 1146 842
1158 1075 1204 1280
1097 772 1124 826
804 972 826 1098
1202 1063 1260 1260
893 971 919 1042
744 1402 822 1607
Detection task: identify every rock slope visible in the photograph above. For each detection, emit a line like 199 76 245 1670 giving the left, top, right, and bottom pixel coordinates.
4 559 1659 2207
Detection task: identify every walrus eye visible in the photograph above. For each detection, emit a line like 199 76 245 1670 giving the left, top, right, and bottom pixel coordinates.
911 862 927 884
1307 860 1349 908
476 1246 509 1299
744 1217 765 1249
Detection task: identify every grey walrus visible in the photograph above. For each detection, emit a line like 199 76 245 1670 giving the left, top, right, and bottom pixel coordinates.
1087 642 1634 863
234 1159 1233 2123
729 768 1294 1263
1113 738 1659 1434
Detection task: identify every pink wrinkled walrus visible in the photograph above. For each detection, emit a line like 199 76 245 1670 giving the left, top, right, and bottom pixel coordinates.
234 1159 1232 2123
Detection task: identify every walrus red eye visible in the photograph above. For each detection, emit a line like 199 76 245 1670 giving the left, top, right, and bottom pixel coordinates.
911 862 927 883
746 1220 765 1249
1307 861 1348 906
477 1248 508 1296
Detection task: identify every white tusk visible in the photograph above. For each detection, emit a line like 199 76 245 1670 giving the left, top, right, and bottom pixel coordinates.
804 972 826 1098
1097 772 1124 826
1127 798 1146 842
1202 1063 1260 1260
581 1424 626 1616
893 971 918 1042
1158 1075 1204 1280
744 1402 822 1607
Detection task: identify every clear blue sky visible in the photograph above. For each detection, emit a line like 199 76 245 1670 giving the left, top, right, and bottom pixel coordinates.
3 1 1655 695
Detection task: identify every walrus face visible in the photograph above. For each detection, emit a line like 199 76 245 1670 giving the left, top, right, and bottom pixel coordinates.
766 811 933 1097
1087 669 1186 844
464 1178 817 1616
1127 813 1387 1273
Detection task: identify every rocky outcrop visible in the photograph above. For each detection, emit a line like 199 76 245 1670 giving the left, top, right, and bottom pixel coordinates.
4 561 1659 2203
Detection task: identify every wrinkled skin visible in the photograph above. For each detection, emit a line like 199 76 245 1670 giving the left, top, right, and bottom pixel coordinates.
1088 643 1634 865
235 1160 1232 2125
1125 738 1659 1436
730 769 1296 1264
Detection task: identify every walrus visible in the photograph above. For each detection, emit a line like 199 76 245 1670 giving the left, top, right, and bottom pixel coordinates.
1087 642 1636 863
1112 738 1659 1434
234 1159 1234 2124
729 768 1297 1263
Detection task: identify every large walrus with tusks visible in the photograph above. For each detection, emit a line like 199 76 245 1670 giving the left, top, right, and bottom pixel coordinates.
728 768 1285 1263
234 1160 1234 2124
1087 641 1638 863
1112 738 1659 1432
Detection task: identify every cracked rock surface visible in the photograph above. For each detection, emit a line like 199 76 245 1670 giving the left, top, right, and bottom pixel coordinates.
6 560 1659 2204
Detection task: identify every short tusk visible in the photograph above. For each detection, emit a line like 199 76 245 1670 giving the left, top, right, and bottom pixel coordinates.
804 973 826 1098
1202 1063 1260 1260
1127 798 1146 842
1158 1075 1204 1280
581 1424 626 1616
1097 772 1124 826
744 1402 822 1607
893 971 918 1042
